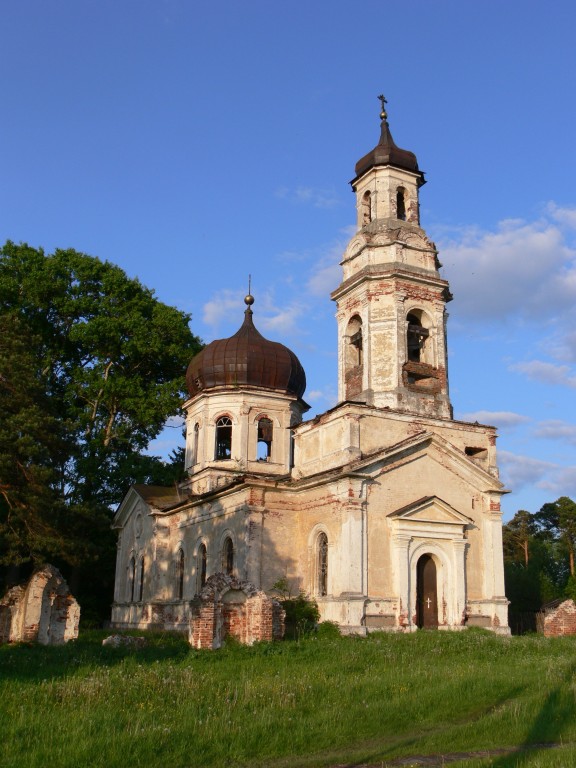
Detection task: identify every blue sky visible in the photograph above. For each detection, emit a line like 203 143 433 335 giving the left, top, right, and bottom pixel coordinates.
2 0 576 520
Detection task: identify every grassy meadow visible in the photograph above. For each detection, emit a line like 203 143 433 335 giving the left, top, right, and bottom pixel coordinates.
1 627 576 768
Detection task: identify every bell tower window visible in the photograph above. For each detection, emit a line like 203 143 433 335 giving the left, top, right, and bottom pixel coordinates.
192 422 200 466
361 190 372 225
215 416 232 460
407 312 429 363
396 187 407 221
257 417 273 461
345 315 363 400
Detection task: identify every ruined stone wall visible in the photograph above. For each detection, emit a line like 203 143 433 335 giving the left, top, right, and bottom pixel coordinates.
189 573 284 649
540 600 576 637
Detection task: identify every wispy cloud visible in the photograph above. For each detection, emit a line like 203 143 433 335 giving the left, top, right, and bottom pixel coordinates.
498 450 556 492
538 466 576 497
202 290 245 332
457 410 530 429
275 185 341 209
304 385 337 408
499 450 576 499
509 360 576 388
533 419 576 446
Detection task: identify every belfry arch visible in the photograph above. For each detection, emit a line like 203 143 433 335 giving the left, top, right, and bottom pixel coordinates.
344 315 363 400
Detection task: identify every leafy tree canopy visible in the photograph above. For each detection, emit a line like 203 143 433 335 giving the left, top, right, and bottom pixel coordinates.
0 242 202 617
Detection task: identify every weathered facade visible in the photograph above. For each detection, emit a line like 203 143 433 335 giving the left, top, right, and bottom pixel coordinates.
111 101 510 636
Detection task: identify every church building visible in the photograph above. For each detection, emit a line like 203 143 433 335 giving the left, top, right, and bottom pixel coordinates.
111 100 510 634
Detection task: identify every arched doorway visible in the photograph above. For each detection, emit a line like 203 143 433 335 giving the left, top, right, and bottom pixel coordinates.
416 554 438 629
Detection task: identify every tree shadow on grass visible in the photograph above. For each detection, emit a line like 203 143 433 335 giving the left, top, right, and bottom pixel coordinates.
328 686 528 768
0 630 192 683
488 660 576 767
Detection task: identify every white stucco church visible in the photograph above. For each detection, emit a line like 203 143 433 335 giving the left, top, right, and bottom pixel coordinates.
111 99 510 634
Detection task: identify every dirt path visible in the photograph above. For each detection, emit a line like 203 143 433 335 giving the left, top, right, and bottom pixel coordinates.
332 740 571 767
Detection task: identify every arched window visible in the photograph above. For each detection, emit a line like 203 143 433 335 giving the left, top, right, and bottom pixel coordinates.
128 557 136 602
407 311 429 363
176 549 185 600
192 422 200 465
215 416 232 460
222 537 234 576
317 533 328 596
361 190 372 225
138 557 145 602
257 417 273 461
197 543 207 592
396 187 406 221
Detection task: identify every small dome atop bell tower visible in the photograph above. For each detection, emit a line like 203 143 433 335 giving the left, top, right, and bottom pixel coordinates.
352 95 424 184
350 96 426 229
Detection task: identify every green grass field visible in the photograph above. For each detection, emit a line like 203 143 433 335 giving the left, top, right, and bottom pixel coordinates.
1 627 575 768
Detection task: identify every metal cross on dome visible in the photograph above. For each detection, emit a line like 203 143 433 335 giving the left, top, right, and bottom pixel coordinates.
378 94 388 120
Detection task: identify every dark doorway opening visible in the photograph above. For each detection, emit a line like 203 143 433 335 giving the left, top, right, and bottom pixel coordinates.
416 554 438 629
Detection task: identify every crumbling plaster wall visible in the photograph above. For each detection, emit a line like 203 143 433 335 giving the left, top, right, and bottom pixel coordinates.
0 565 79 645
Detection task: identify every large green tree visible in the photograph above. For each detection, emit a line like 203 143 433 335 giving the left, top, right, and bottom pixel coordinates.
535 496 576 577
503 498 576 633
0 242 202 619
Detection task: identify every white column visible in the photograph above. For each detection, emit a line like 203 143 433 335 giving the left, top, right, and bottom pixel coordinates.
392 534 412 627
451 539 468 626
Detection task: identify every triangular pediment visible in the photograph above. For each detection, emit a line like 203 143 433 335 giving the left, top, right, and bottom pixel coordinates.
388 495 473 526
112 484 181 529
356 430 504 494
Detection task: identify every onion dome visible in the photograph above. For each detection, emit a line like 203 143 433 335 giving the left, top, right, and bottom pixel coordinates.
186 295 306 399
353 95 424 185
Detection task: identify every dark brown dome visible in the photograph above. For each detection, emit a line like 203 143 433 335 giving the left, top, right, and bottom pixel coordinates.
186 305 306 399
353 117 424 185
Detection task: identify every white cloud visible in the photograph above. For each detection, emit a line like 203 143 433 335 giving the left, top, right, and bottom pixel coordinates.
498 450 556 491
538 466 576 498
533 420 576 446
275 185 341 209
306 237 350 297
437 210 576 321
547 203 576 230
457 410 530 429
499 451 576 499
509 360 576 388
307 261 341 297
304 385 337 409
259 302 306 337
202 290 244 331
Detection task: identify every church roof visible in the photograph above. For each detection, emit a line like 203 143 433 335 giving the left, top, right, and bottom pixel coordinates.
185 296 306 399
132 484 181 509
353 97 424 184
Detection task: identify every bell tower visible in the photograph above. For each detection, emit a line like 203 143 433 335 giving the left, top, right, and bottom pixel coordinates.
331 96 452 420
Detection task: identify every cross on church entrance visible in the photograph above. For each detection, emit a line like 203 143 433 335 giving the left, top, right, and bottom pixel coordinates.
426 598 432 608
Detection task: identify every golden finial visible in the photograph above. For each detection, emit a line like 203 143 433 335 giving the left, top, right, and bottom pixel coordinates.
378 93 388 121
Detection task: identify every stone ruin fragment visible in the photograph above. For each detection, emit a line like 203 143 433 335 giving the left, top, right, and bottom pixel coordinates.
189 573 285 649
0 564 80 645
